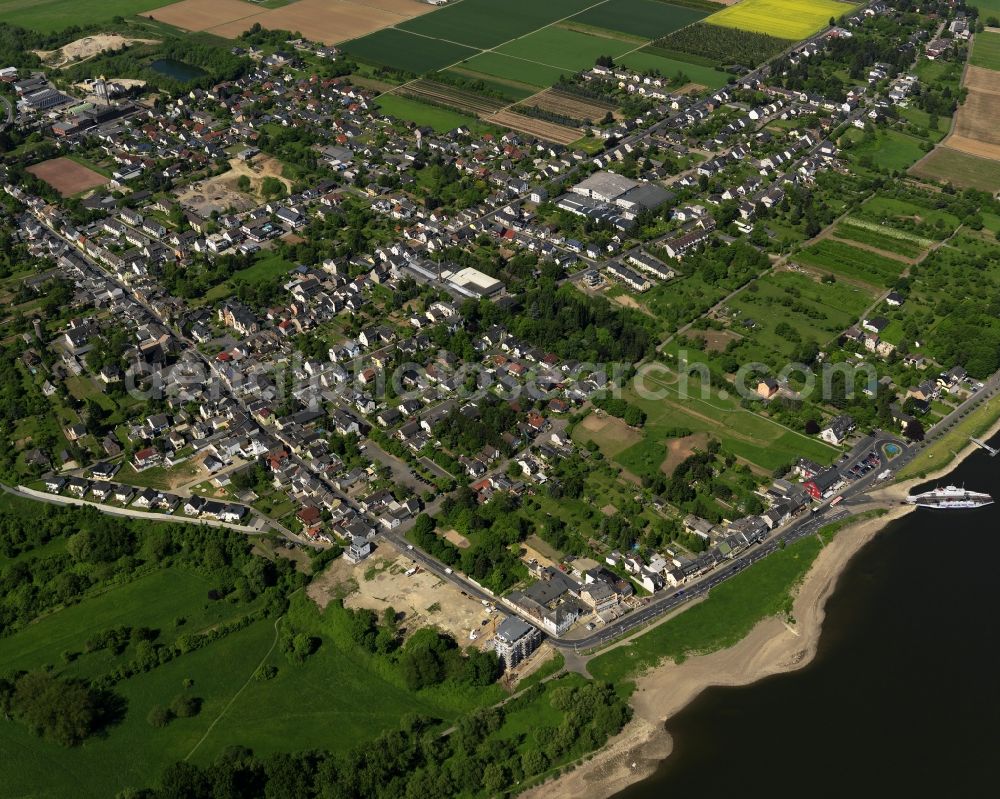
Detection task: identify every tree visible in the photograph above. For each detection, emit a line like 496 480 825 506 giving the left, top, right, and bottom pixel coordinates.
904 419 925 442
10 672 104 746
236 174 251 192
148 704 173 728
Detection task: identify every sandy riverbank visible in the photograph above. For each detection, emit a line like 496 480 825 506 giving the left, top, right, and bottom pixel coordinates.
525 417 1000 799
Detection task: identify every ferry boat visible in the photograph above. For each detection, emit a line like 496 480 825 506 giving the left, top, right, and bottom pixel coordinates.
905 485 994 509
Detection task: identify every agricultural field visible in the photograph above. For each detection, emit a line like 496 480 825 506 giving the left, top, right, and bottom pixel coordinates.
910 146 1000 192
793 239 908 288
396 0 595 50
459 52 571 88
495 27 638 73
526 88 616 123
399 79 507 116
620 50 731 88
858 195 961 237
341 27 478 73
970 30 1000 71
705 0 851 40
571 0 707 39
26 157 109 197
376 93 480 133
145 0 436 43
0 0 163 32
945 65 1000 162
831 218 932 260
484 109 582 145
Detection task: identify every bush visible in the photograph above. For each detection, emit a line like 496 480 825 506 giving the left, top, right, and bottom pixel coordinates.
147 704 173 728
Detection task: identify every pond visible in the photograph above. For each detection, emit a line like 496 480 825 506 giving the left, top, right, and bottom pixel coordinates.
150 58 207 83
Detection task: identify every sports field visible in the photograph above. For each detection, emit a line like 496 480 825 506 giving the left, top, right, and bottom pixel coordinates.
705 0 851 40
26 156 109 196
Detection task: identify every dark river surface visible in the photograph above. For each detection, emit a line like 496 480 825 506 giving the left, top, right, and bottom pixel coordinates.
614 438 1000 797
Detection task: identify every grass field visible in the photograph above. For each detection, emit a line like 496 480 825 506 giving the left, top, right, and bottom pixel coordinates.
909 147 1000 192
970 30 1000 71
203 253 294 302
705 0 851 39
896 395 1000 479
847 129 927 172
0 0 164 32
496 26 638 72
342 27 479 73
588 529 827 681
0 582 501 798
620 50 730 87
377 93 479 132
619 370 839 472
794 239 909 287
572 0 706 39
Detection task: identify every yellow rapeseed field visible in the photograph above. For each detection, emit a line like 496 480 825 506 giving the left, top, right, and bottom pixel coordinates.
705 0 856 41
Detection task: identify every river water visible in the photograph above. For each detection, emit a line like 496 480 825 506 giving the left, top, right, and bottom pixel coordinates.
614 441 1000 796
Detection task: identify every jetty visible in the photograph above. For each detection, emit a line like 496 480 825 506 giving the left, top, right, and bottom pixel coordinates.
970 438 999 456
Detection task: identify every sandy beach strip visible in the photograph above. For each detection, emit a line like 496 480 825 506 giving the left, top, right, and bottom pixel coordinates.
524 414 1000 799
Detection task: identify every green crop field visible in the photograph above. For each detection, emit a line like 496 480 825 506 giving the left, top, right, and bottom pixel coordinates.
342 28 479 74
621 50 730 87
398 0 596 49
496 26 637 72
832 219 930 259
705 0 852 39
0 0 164 32
970 31 1000 71
459 51 571 88
572 0 706 39
376 93 478 133
794 239 908 287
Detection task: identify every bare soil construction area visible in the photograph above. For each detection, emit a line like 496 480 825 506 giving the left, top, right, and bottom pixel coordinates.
308 540 499 645
175 154 290 215
33 34 159 67
26 157 108 197
147 0 434 44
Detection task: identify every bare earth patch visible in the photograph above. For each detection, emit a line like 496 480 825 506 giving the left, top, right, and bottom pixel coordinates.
695 329 742 353
660 432 710 475
175 155 290 216
575 413 643 457
442 528 471 549
307 540 497 644
33 34 159 67
26 157 107 197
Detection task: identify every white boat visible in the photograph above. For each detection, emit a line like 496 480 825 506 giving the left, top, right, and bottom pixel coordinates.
905 484 994 509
